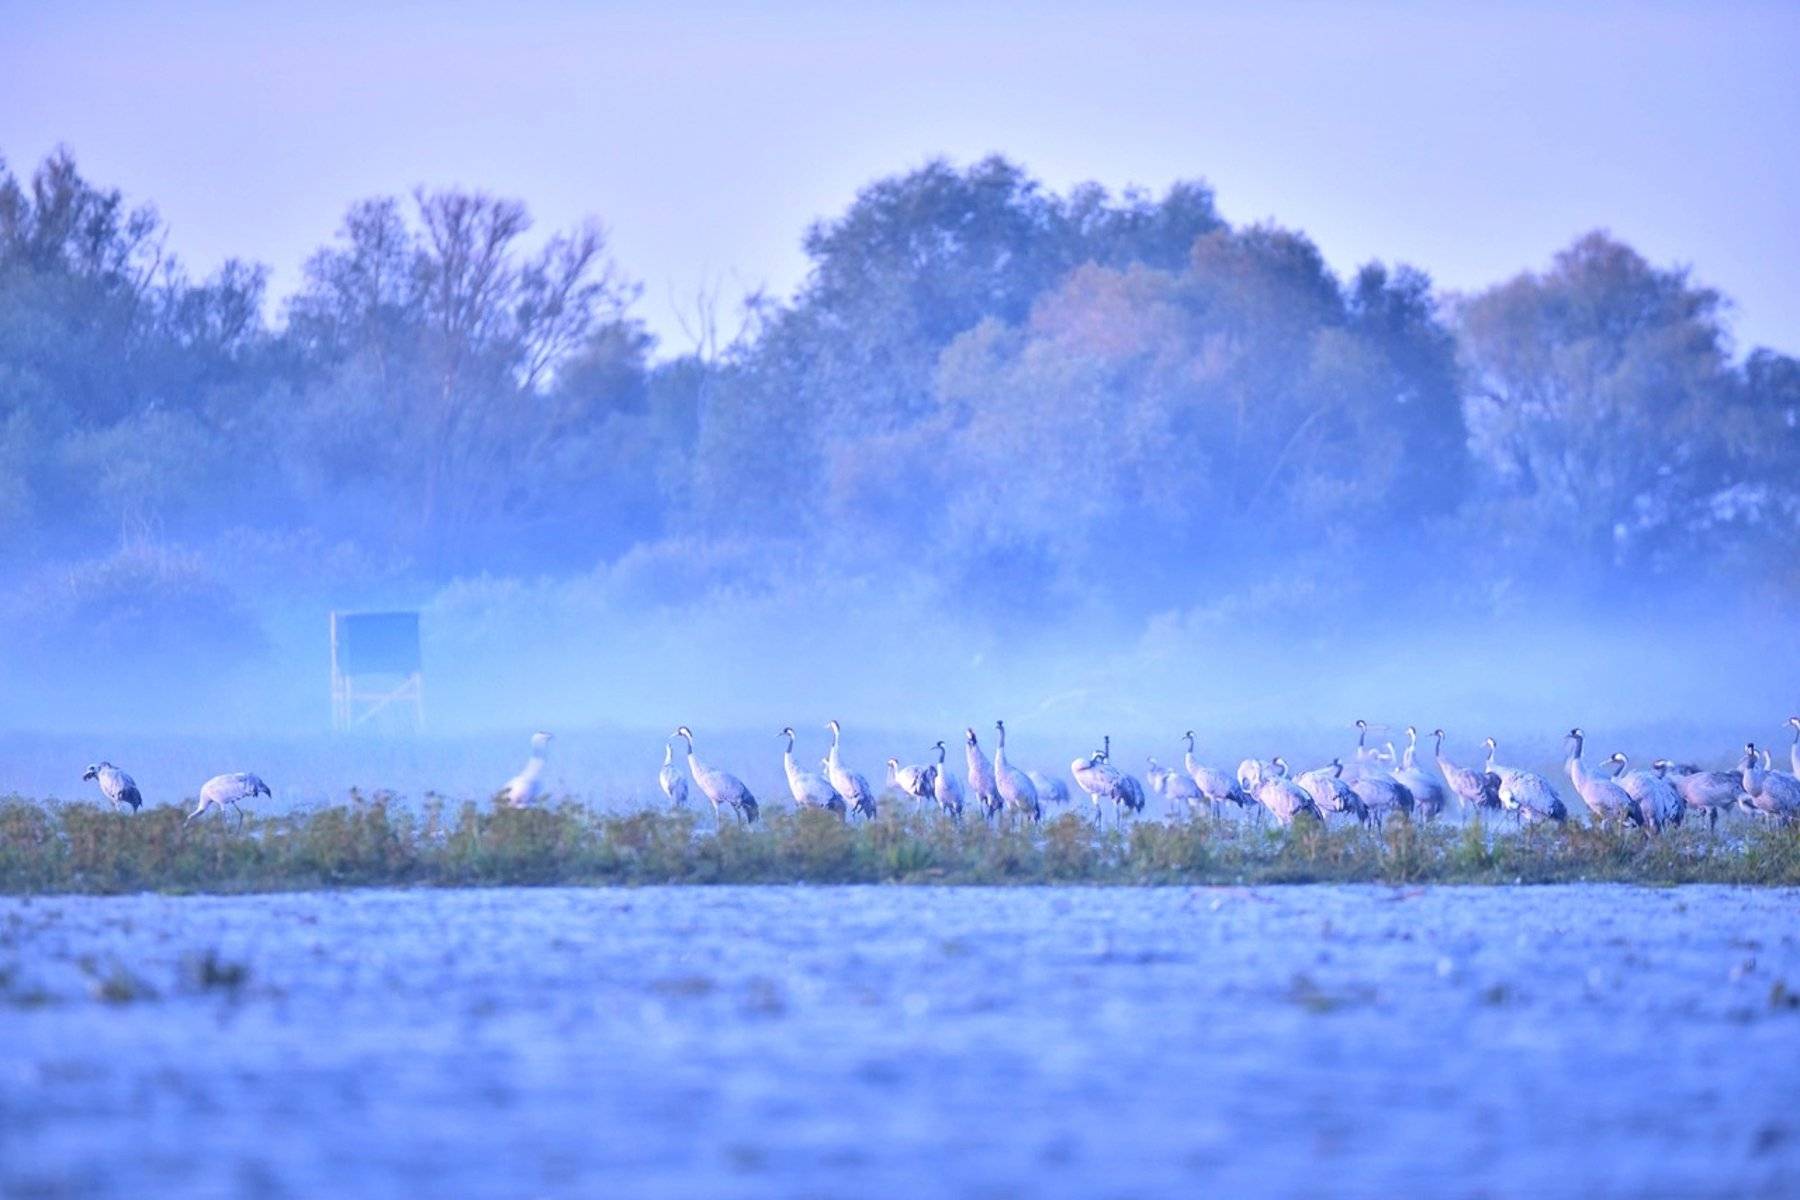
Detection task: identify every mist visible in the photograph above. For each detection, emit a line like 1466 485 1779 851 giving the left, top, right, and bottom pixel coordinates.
1 151 1795 806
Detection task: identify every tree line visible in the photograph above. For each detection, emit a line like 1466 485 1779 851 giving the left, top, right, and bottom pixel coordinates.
1 148 1794 680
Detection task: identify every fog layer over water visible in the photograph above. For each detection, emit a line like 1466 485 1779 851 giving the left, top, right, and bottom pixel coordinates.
1 152 1795 799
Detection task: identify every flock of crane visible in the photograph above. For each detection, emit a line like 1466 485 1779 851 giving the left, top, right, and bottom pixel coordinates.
74 717 1800 834
637 717 1800 834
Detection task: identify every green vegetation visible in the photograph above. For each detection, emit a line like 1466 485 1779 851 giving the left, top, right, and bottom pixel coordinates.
3 796 1798 894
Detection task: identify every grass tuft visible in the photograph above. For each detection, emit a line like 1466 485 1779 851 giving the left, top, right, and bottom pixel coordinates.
1 797 1798 893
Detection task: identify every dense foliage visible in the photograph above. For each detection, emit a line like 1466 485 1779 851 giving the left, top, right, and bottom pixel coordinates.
2 148 1795 702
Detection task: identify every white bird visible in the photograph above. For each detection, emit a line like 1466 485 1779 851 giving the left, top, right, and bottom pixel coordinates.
1654 759 1742 832
964 727 1001 821
82 762 142 812
783 728 846 816
501 731 553 808
1182 731 1252 818
673 726 759 826
825 719 878 820
1486 737 1567 825
1432 729 1502 816
658 743 689 808
1146 756 1202 820
1390 727 1448 822
187 772 270 825
992 720 1041 824
931 740 965 820
1788 717 1800 777
1739 742 1800 823
1565 728 1637 828
1604 752 1683 833
1070 750 1125 826
1296 759 1366 823
887 756 937 815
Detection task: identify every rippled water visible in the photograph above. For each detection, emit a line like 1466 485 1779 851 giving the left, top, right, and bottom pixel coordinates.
3 886 1798 1198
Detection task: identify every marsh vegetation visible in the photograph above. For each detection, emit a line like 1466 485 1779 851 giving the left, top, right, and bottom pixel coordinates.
5 795 1800 893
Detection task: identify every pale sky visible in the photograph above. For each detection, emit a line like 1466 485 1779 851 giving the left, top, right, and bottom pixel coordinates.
3 0 1796 356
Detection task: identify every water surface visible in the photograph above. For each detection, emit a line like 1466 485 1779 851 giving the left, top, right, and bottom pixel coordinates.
3 886 1797 1198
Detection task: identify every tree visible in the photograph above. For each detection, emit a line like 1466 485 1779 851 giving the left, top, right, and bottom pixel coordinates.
282 188 644 571
1457 231 1737 576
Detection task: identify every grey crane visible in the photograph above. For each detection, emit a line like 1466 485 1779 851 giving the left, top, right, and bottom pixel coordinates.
673 726 759 826
931 741 965 820
1653 759 1741 832
187 772 270 826
1485 737 1567 825
1296 759 1366 823
1565 729 1637 828
1071 750 1129 827
1391 727 1447 822
1027 770 1071 808
1432 729 1499 816
1183 731 1253 818
82 762 142 813
1099 736 1147 819
1237 757 1270 800
659 743 690 808
1604 752 1683 832
1146 756 1203 820
825 719 878 821
783 728 846 815
1344 762 1412 828
964 727 1002 822
1254 766 1320 827
1739 743 1800 823
887 756 937 815
993 720 1041 824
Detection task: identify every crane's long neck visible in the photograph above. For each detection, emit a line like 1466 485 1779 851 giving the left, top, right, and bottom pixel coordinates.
1434 734 1457 780
1791 723 1800 775
1565 736 1587 788
662 744 673 768
966 739 987 777
1402 743 1418 770
936 745 947 766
